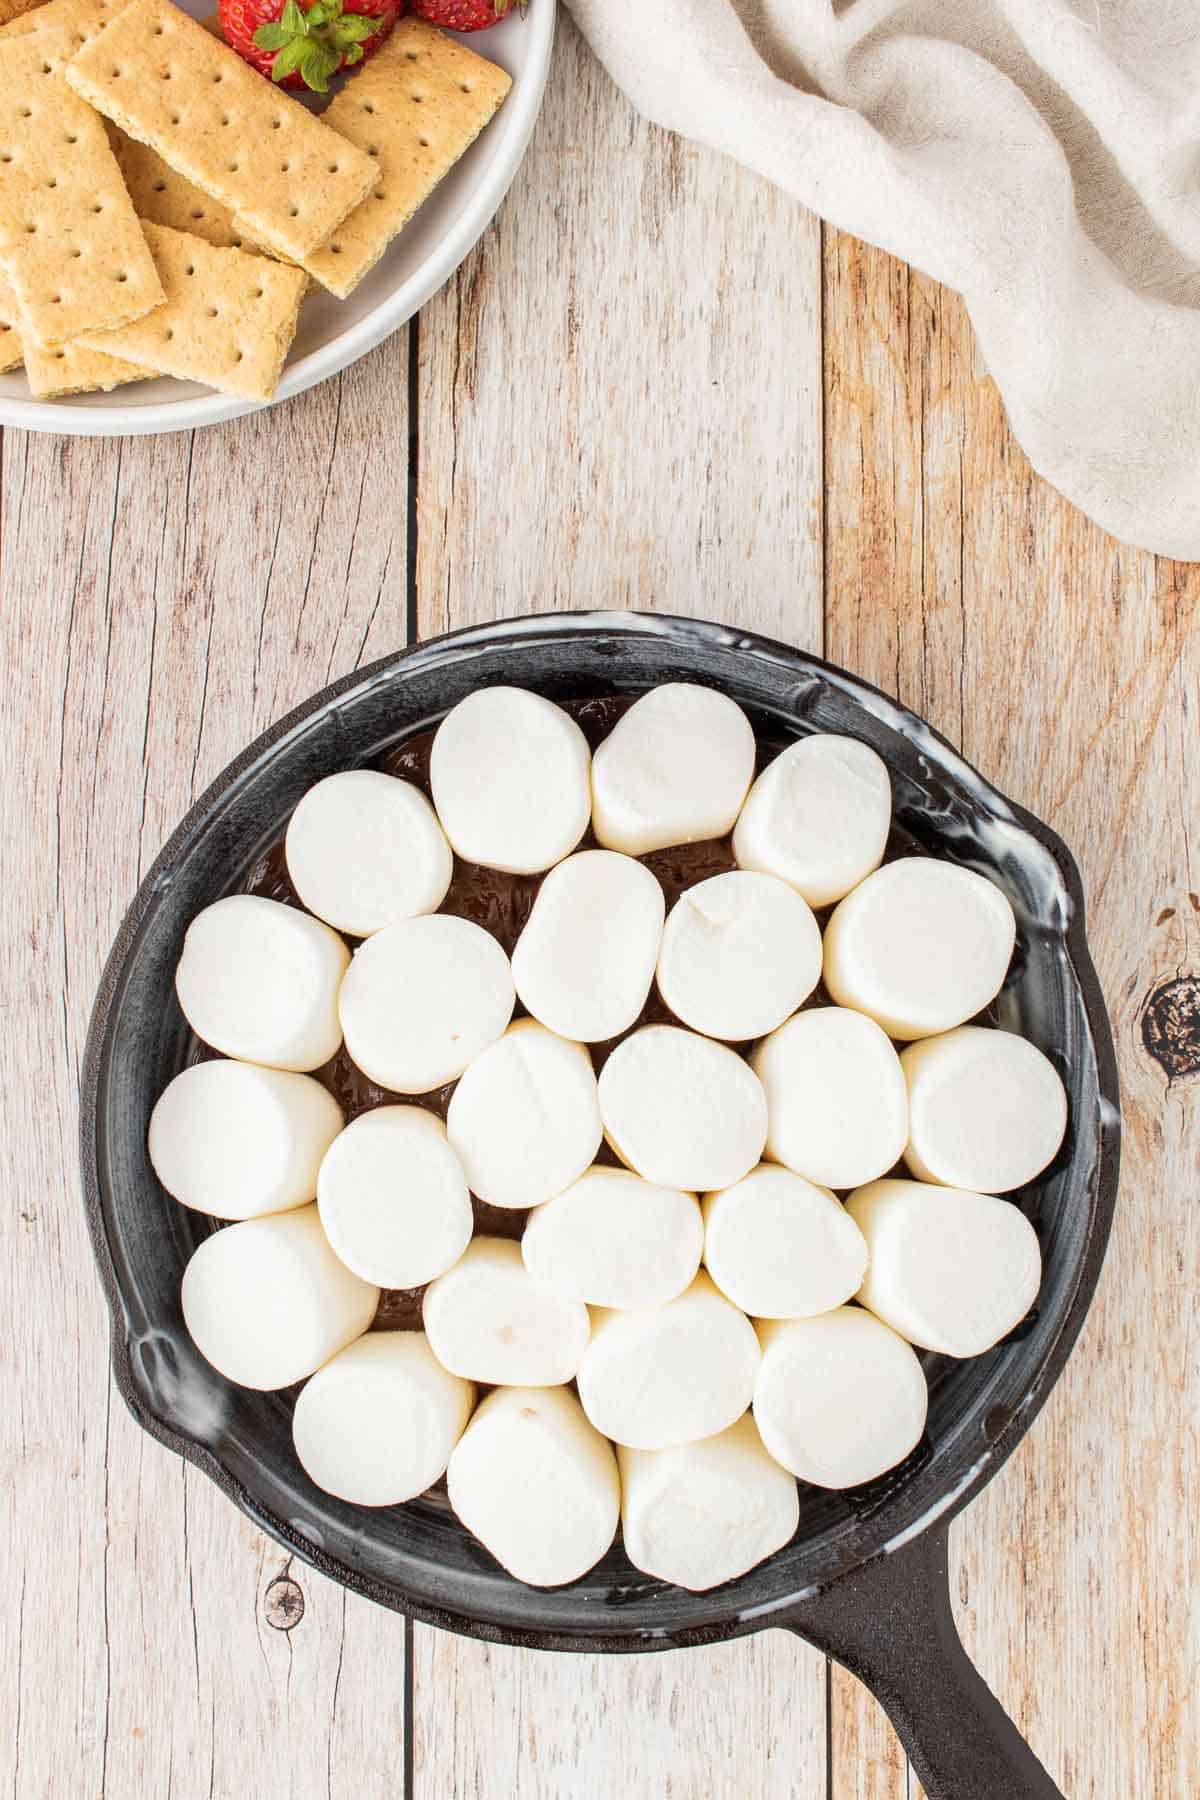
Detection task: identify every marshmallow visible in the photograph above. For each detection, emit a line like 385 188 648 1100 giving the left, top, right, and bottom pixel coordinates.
702 1165 868 1320
752 1007 909 1189
598 1025 767 1192
576 1273 761 1450
447 1386 620 1587
733 734 892 907
423 1237 590 1386
446 1021 602 1210
175 894 349 1071
656 871 822 1041
521 1167 703 1310
511 850 665 1043
591 683 756 855
149 1059 344 1220
284 770 452 937
618 1413 799 1591
317 1106 473 1288
846 1178 1042 1357
429 686 592 874
901 1026 1068 1194
292 1331 474 1506
339 915 514 1093
181 1205 379 1391
823 857 1016 1041
754 1307 928 1489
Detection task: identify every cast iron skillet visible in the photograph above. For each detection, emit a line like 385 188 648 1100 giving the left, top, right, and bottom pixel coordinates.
81 613 1120 1800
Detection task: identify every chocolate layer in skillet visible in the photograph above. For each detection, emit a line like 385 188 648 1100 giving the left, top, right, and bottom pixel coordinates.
233 694 951 1506
239 692 936 1300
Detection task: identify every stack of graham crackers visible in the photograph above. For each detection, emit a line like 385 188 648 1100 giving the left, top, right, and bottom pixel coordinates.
0 0 511 401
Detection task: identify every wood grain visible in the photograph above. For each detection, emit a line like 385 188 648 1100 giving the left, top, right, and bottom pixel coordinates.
2 18 1197 1800
0 337 414 1800
412 17 828 1797
415 17 821 633
822 227 1200 1800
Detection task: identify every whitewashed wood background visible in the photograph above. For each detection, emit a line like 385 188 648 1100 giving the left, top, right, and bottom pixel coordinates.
2 16 1197 1798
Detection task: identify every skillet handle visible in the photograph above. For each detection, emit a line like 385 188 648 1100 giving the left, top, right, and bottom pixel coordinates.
782 1518 1064 1800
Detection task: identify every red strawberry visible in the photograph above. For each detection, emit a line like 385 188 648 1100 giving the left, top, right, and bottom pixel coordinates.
410 0 524 30
219 0 401 94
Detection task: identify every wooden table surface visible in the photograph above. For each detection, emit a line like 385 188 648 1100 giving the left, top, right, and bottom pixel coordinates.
3 16 1197 1798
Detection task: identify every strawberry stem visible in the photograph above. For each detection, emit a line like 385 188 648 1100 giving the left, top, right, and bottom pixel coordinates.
253 0 387 94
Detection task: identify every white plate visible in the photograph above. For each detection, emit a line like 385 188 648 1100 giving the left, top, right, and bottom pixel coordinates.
0 0 555 435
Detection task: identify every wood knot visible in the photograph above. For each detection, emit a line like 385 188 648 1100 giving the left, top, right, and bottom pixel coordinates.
1141 976 1200 1083
263 1574 305 1632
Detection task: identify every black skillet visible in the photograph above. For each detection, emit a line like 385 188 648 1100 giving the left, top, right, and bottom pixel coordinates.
80 612 1120 1800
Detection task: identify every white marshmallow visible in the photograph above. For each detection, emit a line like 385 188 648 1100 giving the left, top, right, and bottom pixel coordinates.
576 1273 761 1450
752 1007 909 1189
292 1331 474 1506
597 1025 767 1192
284 770 452 937
702 1165 868 1320
591 683 756 855
846 1178 1042 1357
511 850 665 1043
656 871 822 1041
423 1237 590 1386
430 687 592 874
175 894 349 1071
149 1059 344 1220
339 915 514 1094
181 1205 378 1391
754 1307 928 1489
733 734 892 906
618 1413 799 1591
901 1026 1068 1194
317 1107 473 1288
823 857 1016 1041
447 1386 619 1588
521 1167 703 1310
446 1021 602 1210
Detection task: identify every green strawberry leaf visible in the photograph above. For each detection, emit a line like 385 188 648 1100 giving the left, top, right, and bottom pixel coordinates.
332 14 379 41
256 0 387 87
269 33 309 79
298 36 342 91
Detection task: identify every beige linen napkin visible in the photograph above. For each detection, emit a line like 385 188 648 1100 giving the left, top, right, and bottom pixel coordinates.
566 0 1200 558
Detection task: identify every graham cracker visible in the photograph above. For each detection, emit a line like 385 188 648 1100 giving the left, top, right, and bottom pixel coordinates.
66 0 380 263
79 219 307 401
0 0 47 29
22 332 149 395
0 262 148 390
109 126 250 251
247 19 511 300
0 0 121 53
0 276 24 370
0 27 165 345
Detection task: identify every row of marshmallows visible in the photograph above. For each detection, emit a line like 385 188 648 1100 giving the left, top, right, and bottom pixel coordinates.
150 682 1066 1589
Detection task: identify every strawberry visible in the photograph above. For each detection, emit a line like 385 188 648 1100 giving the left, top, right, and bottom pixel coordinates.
410 0 524 30
219 0 401 94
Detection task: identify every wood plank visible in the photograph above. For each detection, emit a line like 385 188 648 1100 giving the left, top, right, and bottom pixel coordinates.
415 15 821 634
412 17 827 1795
415 1630 824 1800
822 227 1200 1799
0 336 414 1800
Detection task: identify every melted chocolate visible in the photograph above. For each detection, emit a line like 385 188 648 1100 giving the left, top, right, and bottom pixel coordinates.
243 698 759 1330
241 699 939 1338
